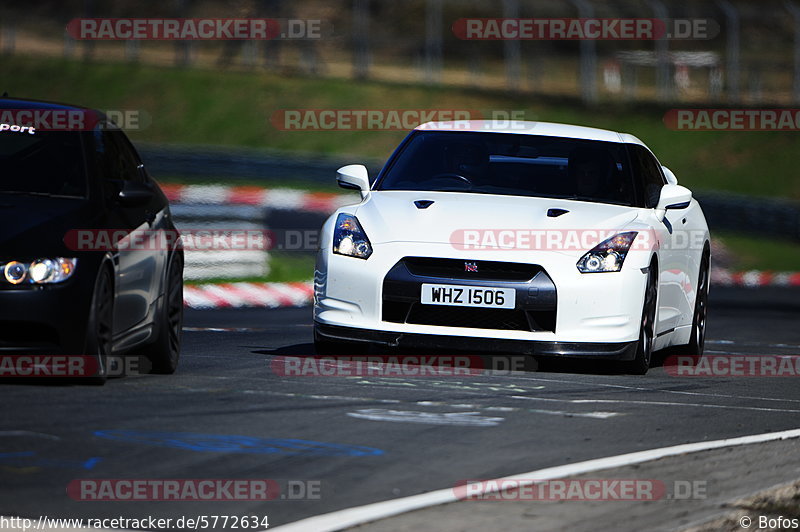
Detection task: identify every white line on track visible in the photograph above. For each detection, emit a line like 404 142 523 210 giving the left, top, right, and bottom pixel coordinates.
350 373 800 407
177 372 800 406
502 375 800 404
269 428 800 532
347 409 505 427
0 431 61 440
241 391 617 419
704 350 800 356
707 339 800 350
525 408 620 419
509 395 800 414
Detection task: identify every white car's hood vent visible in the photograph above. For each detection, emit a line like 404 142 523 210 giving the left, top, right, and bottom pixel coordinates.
547 208 569 217
358 191 639 247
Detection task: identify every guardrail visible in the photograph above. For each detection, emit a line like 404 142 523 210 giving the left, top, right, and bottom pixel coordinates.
139 144 384 186
693 192 800 241
141 145 800 241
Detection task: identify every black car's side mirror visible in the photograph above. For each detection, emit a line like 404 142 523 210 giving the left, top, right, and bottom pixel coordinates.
118 181 154 206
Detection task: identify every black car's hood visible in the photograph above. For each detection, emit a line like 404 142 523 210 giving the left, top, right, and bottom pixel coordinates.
0 195 97 259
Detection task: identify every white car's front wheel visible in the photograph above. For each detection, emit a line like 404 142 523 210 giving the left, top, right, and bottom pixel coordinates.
627 266 658 375
676 250 710 357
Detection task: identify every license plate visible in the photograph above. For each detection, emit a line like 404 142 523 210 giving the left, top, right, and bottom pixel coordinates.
420 284 516 309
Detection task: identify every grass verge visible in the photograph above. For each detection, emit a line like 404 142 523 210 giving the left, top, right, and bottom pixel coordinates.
5 54 800 199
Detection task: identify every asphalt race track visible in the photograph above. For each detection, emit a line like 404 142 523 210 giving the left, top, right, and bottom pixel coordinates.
2 286 800 530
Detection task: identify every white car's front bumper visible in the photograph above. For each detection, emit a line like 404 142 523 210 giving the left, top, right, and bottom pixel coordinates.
314 240 650 358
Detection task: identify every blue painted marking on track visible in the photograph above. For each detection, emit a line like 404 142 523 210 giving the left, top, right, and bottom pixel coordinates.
0 452 103 470
93 430 384 456
0 452 35 459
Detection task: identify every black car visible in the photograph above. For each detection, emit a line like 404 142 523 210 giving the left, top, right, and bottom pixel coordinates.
0 97 183 383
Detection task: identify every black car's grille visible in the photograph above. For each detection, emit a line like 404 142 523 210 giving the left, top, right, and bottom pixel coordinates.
382 301 555 332
402 257 540 282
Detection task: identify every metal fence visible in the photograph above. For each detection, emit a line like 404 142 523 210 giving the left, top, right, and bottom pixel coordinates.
2 0 799 104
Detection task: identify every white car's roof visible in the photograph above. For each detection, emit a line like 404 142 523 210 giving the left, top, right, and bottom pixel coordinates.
415 120 645 146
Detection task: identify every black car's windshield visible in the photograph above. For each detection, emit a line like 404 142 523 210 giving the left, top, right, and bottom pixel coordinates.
378 131 637 206
0 128 87 198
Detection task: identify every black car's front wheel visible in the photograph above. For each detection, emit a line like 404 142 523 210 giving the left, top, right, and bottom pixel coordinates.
85 266 114 385
145 253 184 374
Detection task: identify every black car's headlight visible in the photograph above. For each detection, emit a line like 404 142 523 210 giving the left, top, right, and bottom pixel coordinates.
576 232 638 273
3 258 77 285
333 214 372 259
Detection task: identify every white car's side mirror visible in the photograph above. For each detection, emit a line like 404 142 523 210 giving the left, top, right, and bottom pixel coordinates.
661 166 678 185
656 184 692 211
337 164 370 197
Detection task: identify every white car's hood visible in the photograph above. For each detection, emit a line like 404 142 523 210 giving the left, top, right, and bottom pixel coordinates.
353 191 640 248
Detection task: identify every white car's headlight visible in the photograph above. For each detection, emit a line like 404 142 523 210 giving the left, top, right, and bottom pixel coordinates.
333 214 372 259
576 232 638 273
3 258 77 284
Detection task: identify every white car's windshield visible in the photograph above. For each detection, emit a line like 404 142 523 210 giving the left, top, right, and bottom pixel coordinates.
378 131 638 206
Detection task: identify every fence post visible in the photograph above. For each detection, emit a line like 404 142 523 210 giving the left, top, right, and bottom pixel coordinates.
424 0 443 84
1 17 15 54
125 40 140 63
352 0 370 79
82 0 95 61
503 0 521 90
261 0 282 70
570 0 597 104
716 0 740 102
647 0 670 101
787 1 800 104
174 0 191 67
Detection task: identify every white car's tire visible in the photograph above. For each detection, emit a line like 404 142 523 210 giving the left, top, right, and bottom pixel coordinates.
675 249 710 358
626 265 657 375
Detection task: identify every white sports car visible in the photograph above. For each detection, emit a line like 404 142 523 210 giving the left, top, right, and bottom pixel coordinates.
313 121 710 374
